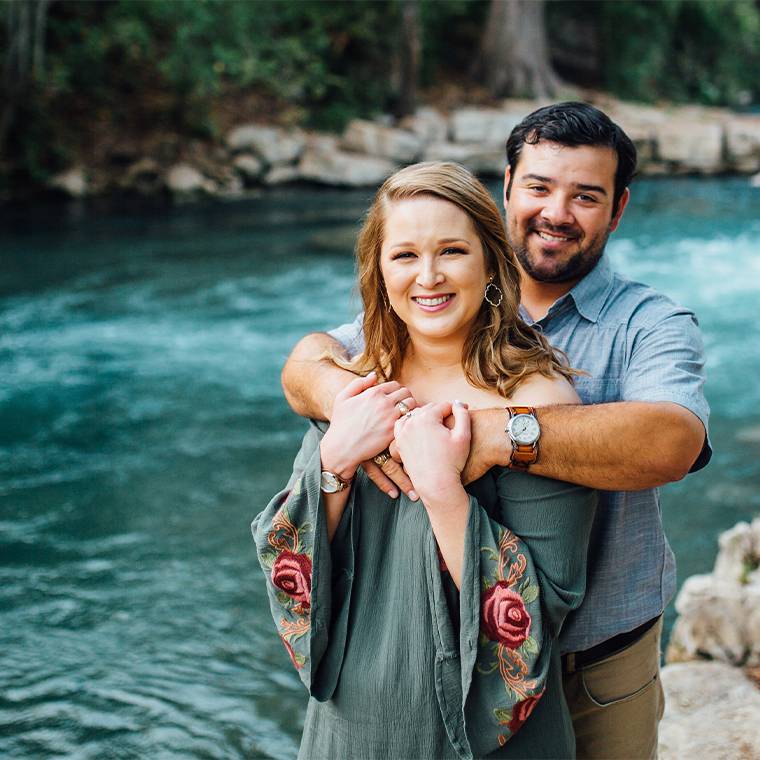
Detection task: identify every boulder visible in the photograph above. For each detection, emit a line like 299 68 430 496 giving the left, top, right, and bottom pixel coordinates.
725 117 760 172
399 107 449 145
165 164 216 198
667 574 747 665
423 142 505 177
340 119 423 163
298 140 396 187
48 167 88 198
658 661 760 759
263 165 302 186
233 154 265 183
667 516 760 666
751 172 760 188
449 107 526 145
714 521 755 582
655 119 724 173
121 158 163 195
225 125 305 166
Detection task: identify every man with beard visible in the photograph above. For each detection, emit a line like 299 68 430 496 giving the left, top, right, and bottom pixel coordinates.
278 102 710 758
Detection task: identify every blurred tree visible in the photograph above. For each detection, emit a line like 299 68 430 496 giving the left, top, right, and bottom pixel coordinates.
472 0 559 98
394 0 421 118
1 0 52 154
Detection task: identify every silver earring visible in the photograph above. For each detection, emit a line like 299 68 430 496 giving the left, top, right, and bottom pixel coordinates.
484 281 503 307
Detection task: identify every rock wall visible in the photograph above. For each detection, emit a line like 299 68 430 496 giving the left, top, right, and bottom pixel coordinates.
47 97 760 200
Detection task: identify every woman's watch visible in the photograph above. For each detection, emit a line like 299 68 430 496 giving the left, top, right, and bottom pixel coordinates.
320 470 353 493
505 406 540 470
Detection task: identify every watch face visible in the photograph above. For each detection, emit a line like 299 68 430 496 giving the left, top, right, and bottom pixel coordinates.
509 414 540 445
320 471 340 493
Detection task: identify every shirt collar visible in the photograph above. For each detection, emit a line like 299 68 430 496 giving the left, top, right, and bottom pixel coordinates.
567 256 614 323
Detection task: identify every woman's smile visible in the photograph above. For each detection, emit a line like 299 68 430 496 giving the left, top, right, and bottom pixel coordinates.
411 293 455 311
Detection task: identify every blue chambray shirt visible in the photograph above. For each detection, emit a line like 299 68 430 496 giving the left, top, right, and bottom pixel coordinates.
327 255 711 653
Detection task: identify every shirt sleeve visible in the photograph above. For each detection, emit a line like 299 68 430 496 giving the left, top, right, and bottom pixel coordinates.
327 313 365 359
623 309 711 470
251 420 356 701
458 471 597 757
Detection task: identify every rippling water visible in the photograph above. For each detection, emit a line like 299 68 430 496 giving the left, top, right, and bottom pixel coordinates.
1 179 759 758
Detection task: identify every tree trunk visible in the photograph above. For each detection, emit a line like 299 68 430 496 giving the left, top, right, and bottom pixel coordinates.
1 0 52 155
473 0 560 99
395 0 421 118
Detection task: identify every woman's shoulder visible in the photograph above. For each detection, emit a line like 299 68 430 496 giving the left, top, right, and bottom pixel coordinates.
506 371 580 407
469 372 580 409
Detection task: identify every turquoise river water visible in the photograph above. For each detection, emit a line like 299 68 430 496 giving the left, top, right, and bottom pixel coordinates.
1 178 759 758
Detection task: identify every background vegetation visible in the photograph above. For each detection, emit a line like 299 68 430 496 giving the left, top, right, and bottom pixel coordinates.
2 0 759 193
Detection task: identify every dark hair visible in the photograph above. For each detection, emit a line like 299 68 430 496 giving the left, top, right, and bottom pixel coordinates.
506 102 637 215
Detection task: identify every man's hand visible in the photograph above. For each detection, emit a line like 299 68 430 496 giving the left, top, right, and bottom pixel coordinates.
361 458 416 501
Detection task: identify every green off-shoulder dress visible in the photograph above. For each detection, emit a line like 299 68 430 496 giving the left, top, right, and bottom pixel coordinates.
252 421 596 759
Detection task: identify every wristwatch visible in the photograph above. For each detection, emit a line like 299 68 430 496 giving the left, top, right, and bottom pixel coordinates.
320 470 353 493
505 406 540 471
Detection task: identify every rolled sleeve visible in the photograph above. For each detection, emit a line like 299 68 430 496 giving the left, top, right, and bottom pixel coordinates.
327 313 365 359
623 309 711 470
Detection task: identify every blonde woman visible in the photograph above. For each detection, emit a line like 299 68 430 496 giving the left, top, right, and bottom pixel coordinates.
253 163 596 759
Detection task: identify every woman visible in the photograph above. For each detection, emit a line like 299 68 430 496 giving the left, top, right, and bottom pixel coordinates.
253 162 596 759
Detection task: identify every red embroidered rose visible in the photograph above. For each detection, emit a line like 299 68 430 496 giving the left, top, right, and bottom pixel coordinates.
280 635 302 670
508 691 544 734
481 581 531 648
271 550 312 606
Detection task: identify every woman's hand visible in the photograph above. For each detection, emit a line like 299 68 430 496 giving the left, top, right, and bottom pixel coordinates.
320 372 417 480
394 400 471 505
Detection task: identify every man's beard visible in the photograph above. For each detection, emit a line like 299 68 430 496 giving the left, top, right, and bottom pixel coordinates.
509 222 611 284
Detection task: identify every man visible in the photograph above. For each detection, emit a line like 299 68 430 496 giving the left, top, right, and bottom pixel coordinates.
280 102 710 758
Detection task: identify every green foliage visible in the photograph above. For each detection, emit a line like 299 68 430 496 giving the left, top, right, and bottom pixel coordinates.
2 0 760 187
596 0 760 106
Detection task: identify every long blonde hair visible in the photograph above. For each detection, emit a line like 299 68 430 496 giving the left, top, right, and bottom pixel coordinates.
334 161 574 397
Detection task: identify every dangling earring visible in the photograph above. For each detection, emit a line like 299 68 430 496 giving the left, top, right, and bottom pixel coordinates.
484 277 503 307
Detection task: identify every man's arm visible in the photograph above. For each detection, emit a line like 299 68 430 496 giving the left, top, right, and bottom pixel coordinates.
281 332 417 499
281 332 354 421
464 401 706 491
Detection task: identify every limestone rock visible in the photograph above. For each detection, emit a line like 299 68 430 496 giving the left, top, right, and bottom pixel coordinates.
233 154 265 183
225 125 305 166
725 117 760 172
298 141 396 187
714 521 755 582
668 516 760 667
263 165 302 186
751 172 760 188
121 158 162 195
399 107 449 145
165 164 216 197
48 167 88 198
449 107 526 145
669 574 747 665
423 142 505 177
655 119 724 173
340 119 423 163
659 661 760 759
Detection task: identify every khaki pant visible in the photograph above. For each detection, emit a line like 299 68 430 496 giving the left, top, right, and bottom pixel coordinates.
562 617 665 760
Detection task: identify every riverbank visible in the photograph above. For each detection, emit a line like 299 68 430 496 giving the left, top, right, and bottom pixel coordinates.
44 95 760 202
659 516 760 758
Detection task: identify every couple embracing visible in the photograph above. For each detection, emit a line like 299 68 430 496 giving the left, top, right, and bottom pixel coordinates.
253 102 710 759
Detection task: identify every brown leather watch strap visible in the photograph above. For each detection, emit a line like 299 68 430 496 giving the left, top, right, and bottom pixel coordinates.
506 406 539 471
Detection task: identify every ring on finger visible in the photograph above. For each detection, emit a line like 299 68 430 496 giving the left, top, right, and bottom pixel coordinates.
373 449 392 467
405 410 415 419
396 400 410 416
